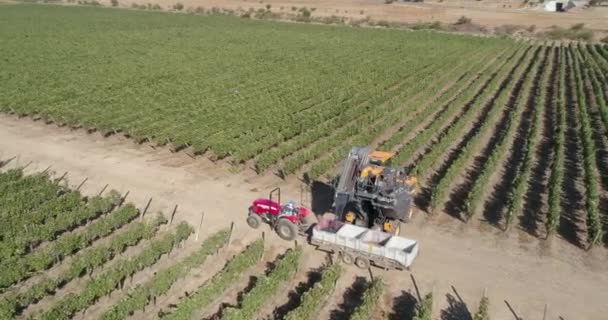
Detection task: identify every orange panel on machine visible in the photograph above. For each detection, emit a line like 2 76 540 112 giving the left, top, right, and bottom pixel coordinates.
369 150 395 163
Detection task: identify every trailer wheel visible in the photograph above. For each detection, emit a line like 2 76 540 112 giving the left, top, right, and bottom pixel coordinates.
341 252 354 265
246 215 262 229
276 219 298 241
355 257 370 269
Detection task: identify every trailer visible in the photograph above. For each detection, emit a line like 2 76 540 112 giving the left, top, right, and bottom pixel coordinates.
310 215 419 270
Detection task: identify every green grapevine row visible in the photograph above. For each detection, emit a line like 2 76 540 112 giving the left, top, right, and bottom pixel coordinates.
349 278 385 320
464 46 548 221
100 228 230 320
0 191 121 262
222 246 303 320
410 45 530 182
37 222 194 320
0 215 165 319
284 263 343 320
305 46 507 180
546 46 567 235
161 239 264 320
390 45 522 168
429 46 539 213
570 45 604 246
0 204 140 289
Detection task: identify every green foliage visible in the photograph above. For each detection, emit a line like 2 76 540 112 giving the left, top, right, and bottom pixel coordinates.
0 216 165 318
569 45 604 246
349 278 385 320
284 263 342 320
414 293 433 320
0 5 514 177
429 46 538 213
173 2 184 10
110 0 119 7
0 203 139 289
39 222 193 320
222 246 303 320
161 239 264 319
100 228 229 320
473 296 490 320
545 25 594 42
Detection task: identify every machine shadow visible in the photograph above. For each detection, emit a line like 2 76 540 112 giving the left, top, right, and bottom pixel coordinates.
310 180 335 218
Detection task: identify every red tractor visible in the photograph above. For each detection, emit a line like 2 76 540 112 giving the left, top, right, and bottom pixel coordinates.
246 188 312 241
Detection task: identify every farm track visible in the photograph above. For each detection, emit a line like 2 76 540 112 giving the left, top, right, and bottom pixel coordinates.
414 45 534 213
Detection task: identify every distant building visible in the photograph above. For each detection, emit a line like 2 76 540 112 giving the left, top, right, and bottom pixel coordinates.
544 0 576 11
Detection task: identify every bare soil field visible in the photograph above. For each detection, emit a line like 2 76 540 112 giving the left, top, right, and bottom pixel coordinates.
1 115 607 319
95 0 608 32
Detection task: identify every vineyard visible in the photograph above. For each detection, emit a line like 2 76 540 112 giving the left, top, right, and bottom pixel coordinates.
1 4 608 253
0 162 505 320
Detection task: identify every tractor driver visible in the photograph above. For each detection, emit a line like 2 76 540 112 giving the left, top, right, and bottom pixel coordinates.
281 200 298 217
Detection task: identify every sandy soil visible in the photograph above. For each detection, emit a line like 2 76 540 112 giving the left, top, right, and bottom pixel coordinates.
92 0 608 32
0 115 607 319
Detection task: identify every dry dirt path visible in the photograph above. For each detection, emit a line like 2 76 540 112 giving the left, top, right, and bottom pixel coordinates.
0 115 607 319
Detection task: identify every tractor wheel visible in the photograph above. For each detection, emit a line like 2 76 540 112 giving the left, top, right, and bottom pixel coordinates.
246 215 262 229
341 252 354 265
276 219 298 241
355 257 370 269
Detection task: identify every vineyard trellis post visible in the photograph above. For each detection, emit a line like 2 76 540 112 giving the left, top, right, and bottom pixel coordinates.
120 190 130 207
76 177 88 191
141 197 152 222
169 204 178 225
195 211 205 241
54 171 68 185
227 221 235 247
98 183 109 196
410 273 422 302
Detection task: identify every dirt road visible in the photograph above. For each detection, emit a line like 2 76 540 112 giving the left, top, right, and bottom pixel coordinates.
0 115 606 319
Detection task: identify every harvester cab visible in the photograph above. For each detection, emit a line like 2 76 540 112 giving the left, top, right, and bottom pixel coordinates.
333 147 417 235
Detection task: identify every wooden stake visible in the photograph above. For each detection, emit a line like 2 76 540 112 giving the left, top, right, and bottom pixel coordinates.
76 177 88 191
55 171 68 185
410 273 422 302
120 190 130 206
195 211 205 241
98 184 109 196
542 303 547 320
169 205 178 226
227 222 235 246
367 267 374 281
141 198 152 222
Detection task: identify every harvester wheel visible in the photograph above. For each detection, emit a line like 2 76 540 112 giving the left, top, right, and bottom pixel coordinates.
355 257 370 269
341 252 354 265
246 215 262 229
276 219 298 241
